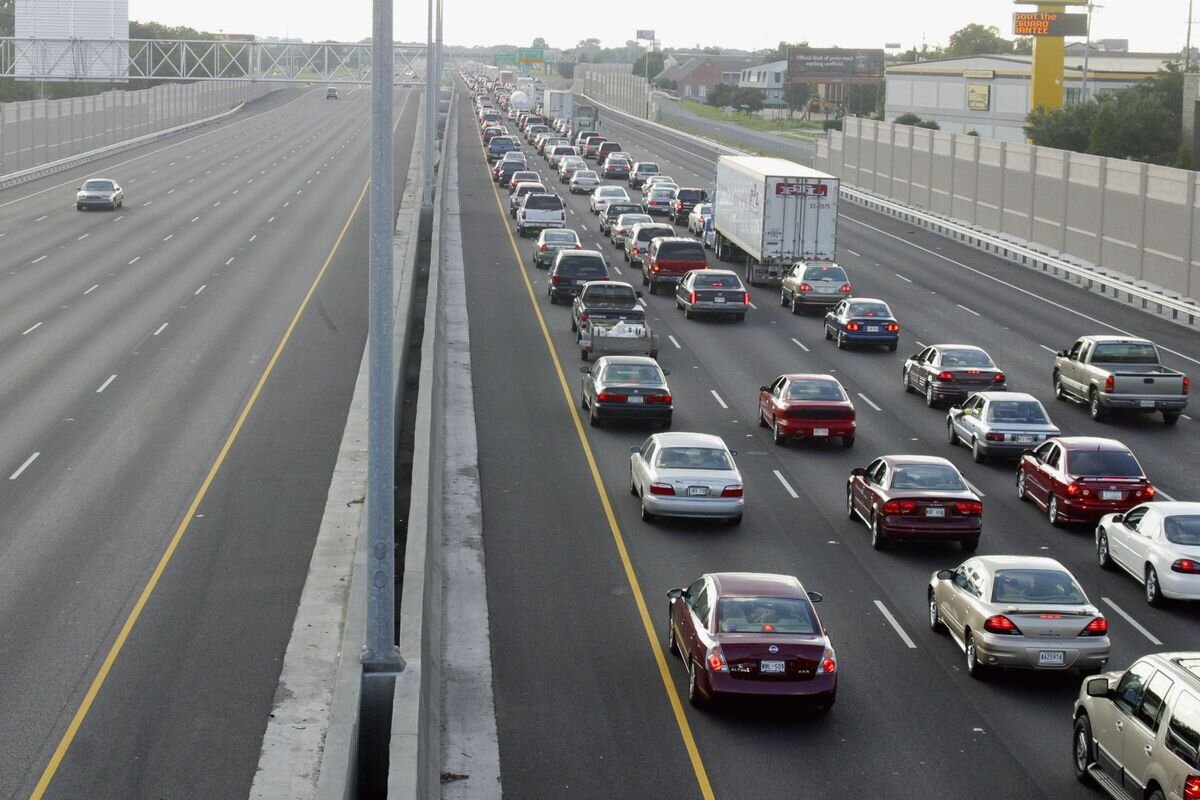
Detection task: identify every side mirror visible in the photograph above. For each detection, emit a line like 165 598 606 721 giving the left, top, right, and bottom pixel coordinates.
630 446 642 454
1022 449 1035 458
579 366 591 374
850 467 866 477
1086 677 1111 698
1057 350 1068 358
667 588 684 600
807 591 823 604
759 385 770 393
662 369 671 376
635 291 643 298
729 449 738 456
1112 514 1124 524
936 569 954 581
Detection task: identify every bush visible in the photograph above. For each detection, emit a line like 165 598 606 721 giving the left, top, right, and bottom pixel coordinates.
893 112 923 126
822 119 843 131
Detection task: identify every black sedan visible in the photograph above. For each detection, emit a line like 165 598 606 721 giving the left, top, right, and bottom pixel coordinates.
579 356 672 427
903 344 1006 407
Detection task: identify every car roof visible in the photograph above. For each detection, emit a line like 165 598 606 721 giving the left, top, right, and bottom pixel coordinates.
880 454 956 467
1052 436 1132 451
845 297 888 304
1137 502 1200 515
695 268 737 277
595 355 660 367
928 343 988 351
1080 335 1152 343
709 572 805 598
651 431 728 449
970 555 1071 573
779 373 844 383
968 391 1038 402
652 236 702 245
583 280 634 289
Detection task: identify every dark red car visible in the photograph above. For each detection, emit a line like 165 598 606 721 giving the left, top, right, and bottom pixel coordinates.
758 374 856 448
847 455 982 551
642 237 707 296
667 572 836 710
1017 436 1155 526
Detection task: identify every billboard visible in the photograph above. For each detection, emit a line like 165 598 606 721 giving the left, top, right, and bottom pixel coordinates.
14 0 130 80
1013 11 1088 37
787 48 884 82
636 30 655 41
967 84 991 111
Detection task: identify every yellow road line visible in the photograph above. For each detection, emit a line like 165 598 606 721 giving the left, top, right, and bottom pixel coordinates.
473 118 716 799
30 89 414 800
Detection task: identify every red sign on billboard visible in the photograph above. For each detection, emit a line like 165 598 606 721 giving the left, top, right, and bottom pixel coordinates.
775 182 828 197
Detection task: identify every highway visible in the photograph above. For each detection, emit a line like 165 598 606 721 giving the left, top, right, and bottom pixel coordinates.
457 89 1200 798
0 85 418 800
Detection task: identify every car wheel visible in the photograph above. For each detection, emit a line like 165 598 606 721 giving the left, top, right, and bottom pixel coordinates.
1088 389 1107 422
779 289 788 307
758 406 769 428
580 348 589 362
971 437 986 463
947 422 959 446
869 512 888 550
1145 565 1163 606
887 341 898 352
649 281 658 296
1164 411 1181 425
1016 470 1028 501
687 660 707 707
683 305 692 318
965 631 986 679
1073 716 1096 786
846 487 857 521
588 402 600 426
1097 531 1113 570
836 331 846 350
734 313 745 322
928 592 944 632
667 618 679 655
1053 372 1067 401
841 435 855 449
640 501 655 523
772 418 786 446
961 537 979 553
728 514 742 526
1047 495 1062 527
925 382 937 408
903 368 915 393
629 470 638 496
790 294 801 315
76 204 84 211
570 316 577 332
824 324 833 341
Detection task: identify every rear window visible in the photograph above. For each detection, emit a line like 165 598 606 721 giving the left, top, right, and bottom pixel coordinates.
635 226 673 242
637 163 660 173
649 189 674 200
585 285 638 305
655 241 706 261
556 256 608 278
990 570 1086 604
846 302 891 317
618 214 652 227
787 380 846 401
655 447 732 471
1066 449 1142 477
606 204 641 218
524 194 563 210
601 363 663 385
803 265 847 282
985 400 1048 424
692 273 740 289
515 184 545 195
942 349 995 368
890 464 965 491
1089 342 1160 364
83 180 115 191
1165 516 1200 546
542 229 577 244
717 597 817 634
676 189 707 202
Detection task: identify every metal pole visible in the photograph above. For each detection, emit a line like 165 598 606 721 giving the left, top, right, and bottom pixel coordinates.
1188 0 1195 71
1082 3 1093 101
362 0 401 670
422 0 435 206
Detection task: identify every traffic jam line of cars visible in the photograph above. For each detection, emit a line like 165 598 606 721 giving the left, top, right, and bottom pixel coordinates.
468 77 1200 791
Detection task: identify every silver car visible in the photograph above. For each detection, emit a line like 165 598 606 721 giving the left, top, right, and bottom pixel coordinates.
589 185 631 213
612 213 652 246
629 432 743 524
558 156 587 182
569 170 601 194
76 178 124 210
532 228 581 269
547 145 577 169
1096 501 1200 604
928 555 1110 678
946 391 1061 462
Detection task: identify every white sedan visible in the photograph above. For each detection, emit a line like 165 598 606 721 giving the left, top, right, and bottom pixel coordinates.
688 203 712 234
1096 501 1200 605
629 432 743 524
590 186 631 214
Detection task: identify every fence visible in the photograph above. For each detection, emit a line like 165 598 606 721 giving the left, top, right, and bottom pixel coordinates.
816 117 1200 302
575 68 650 120
0 81 276 175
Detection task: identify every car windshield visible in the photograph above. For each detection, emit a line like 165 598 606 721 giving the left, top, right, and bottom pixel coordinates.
846 302 891 317
542 230 578 245
991 569 1086 605
692 273 740 289
890 464 966 491
584 285 637 305
618 214 652 227
1165 515 1200 545
1066 449 1142 477
601 364 662 385
787 380 845 401
717 597 817 634
1089 342 1159 364
986 400 1048 424
575 171 598 180
83 180 114 191
941 349 995 368
655 447 732 470
803 265 846 282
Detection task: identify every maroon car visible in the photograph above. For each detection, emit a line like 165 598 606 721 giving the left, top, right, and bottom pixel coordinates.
1017 436 1156 526
643 237 707 296
667 572 836 710
847 455 983 551
758 374 856 448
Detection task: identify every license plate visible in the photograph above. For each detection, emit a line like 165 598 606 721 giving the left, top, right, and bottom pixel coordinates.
627 395 644 404
1102 491 1123 500
1015 435 1034 443
714 296 726 303
819 286 836 293
1140 400 1155 408
760 660 786 673
866 325 880 332
1038 651 1065 667
813 428 829 436
687 486 709 497
925 507 946 518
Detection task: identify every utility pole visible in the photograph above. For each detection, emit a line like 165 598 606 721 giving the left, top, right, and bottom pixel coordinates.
1188 0 1195 70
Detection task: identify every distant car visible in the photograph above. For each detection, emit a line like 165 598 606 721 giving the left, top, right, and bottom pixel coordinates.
642 187 676 216
779 262 852 313
629 432 743 524
599 202 643 236
824 298 900 351
594 141 623 162
611 213 653 247
667 187 710 225
532 228 581 268
579 355 672 427
326 86 338 99
629 161 661 188
558 156 588 182
667 572 836 709
601 156 632 179
623 222 675 268
847 455 982 551
687 203 712 235
1096 501 1200 605
758 374 856 448
486 136 519 162
547 145 578 169
569 170 601 194
1017 436 1156 527
507 171 540 194
494 160 526 188
548 249 610 304
674 269 747 321
642 175 676 195
928 556 1110 678
75 178 123 211
946 392 1060 462
482 126 506 143
508 181 546 217
643 237 708 296
590 185 631 214
903 344 1007 407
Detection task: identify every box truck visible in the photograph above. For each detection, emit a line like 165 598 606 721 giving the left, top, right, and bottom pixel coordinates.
542 89 574 122
709 156 839 286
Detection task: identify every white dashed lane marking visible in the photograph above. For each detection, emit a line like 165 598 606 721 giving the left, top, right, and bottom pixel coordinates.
9 452 40 480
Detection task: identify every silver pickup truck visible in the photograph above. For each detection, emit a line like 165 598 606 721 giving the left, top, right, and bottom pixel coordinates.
1052 335 1189 424
571 281 659 362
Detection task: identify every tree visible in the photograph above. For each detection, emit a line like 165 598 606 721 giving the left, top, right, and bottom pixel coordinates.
1013 37 1033 55
706 83 738 108
531 37 547 49
1024 101 1099 151
946 24 1014 57
769 40 809 64
0 0 13 37
632 50 665 79
895 44 945 63
1087 100 1122 157
701 46 722 55
893 112 924 126
577 38 601 49
733 87 765 112
784 82 810 116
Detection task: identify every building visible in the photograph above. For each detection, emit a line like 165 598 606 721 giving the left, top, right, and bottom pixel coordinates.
884 53 1172 142
655 55 758 101
737 59 787 106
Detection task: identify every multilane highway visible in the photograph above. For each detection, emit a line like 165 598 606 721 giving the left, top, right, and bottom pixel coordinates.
0 85 418 800
458 89 1200 798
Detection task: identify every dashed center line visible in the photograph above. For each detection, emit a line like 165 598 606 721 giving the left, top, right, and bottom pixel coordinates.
96 374 117 393
1038 344 1057 354
856 392 882 412
710 390 729 409
1101 598 1162 645
773 470 799 499
83 284 99 295
267 216 275 223
248 234 257 242
791 337 809 352
225 257 235 266
874 600 917 649
34 215 47 222
128 256 140 265
153 322 169 336
213 201 221 207
191 216 200 223
163 234 173 242
846 249 861 257
9 452 40 480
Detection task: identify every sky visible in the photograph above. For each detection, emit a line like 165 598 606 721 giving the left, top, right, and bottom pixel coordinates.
128 0 1187 55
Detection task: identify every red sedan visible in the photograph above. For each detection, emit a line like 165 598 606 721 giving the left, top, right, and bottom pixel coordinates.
847 455 982 551
1017 436 1155 526
758 373 856 448
667 572 836 710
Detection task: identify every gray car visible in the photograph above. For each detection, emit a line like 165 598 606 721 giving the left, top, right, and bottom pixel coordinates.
532 228 581 269
929 555 1111 678
76 178 123 210
946 391 1061 462
623 222 674 267
779 262 851 313
675 269 748 321
612 213 653 246
629 432 743 524
569 170 601 194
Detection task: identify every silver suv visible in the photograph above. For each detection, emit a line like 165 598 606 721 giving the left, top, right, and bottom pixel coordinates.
1073 651 1200 799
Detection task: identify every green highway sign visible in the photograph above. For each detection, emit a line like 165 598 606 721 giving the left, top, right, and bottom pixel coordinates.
518 47 544 63
494 53 517 64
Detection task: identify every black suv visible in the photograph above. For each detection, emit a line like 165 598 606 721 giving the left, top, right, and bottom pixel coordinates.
548 250 610 304
668 187 710 225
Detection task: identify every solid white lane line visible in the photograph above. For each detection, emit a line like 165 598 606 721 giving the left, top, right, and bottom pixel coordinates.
874 600 917 649
22 322 43 335
1039 344 1057 353
1102 598 1162 645
9 452 39 480
668 335 681 349
128 256 140 265
225 257 235 265
83 284 99 295
34 215 47 222
153 322 168 336
96 374 117 393
956 303 982 316
194 285 206 296
773 470 799 499
77 233 89 240
856 392 882 412
711 390 729 409
32 255 46 263
791 337 810 352
846 249 861 257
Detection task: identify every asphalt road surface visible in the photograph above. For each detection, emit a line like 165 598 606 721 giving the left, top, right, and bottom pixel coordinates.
459 89 1200 799
0 85 418 800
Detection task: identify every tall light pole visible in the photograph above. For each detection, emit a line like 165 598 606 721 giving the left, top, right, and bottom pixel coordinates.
1188 0 1195 70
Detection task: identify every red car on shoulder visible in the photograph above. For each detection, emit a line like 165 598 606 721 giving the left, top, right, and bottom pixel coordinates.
847 455 982 551
1017 436 1155 526
667 572 836 710
758 374 856 448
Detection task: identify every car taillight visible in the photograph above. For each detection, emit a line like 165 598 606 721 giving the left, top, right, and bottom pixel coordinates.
993 373 1005 383
984 615 1022 635
1185 776 1200 800
886 323 900 332
955 501 983 515
551 275 561 285
1104 375 1115 393
846 322 861 331
579 313 589 322
743 292 751 305
720 486 743 497
646 394 672 404
1135 486 1156 499
1172 559 1200 574
652 263 661 272
649 482 675 496
1080 617 1108 636
936 371 955 382
575 245 582 249
596 391 626 402
798 283 814 292
882 499 917 514
706 645 727 672
632 247 639 255
817 647 837 674
1065 482 1088 497
520 212 526 220
540 244 548 251
689 291 697 304
1185 376 1191 395
840 283 852 292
